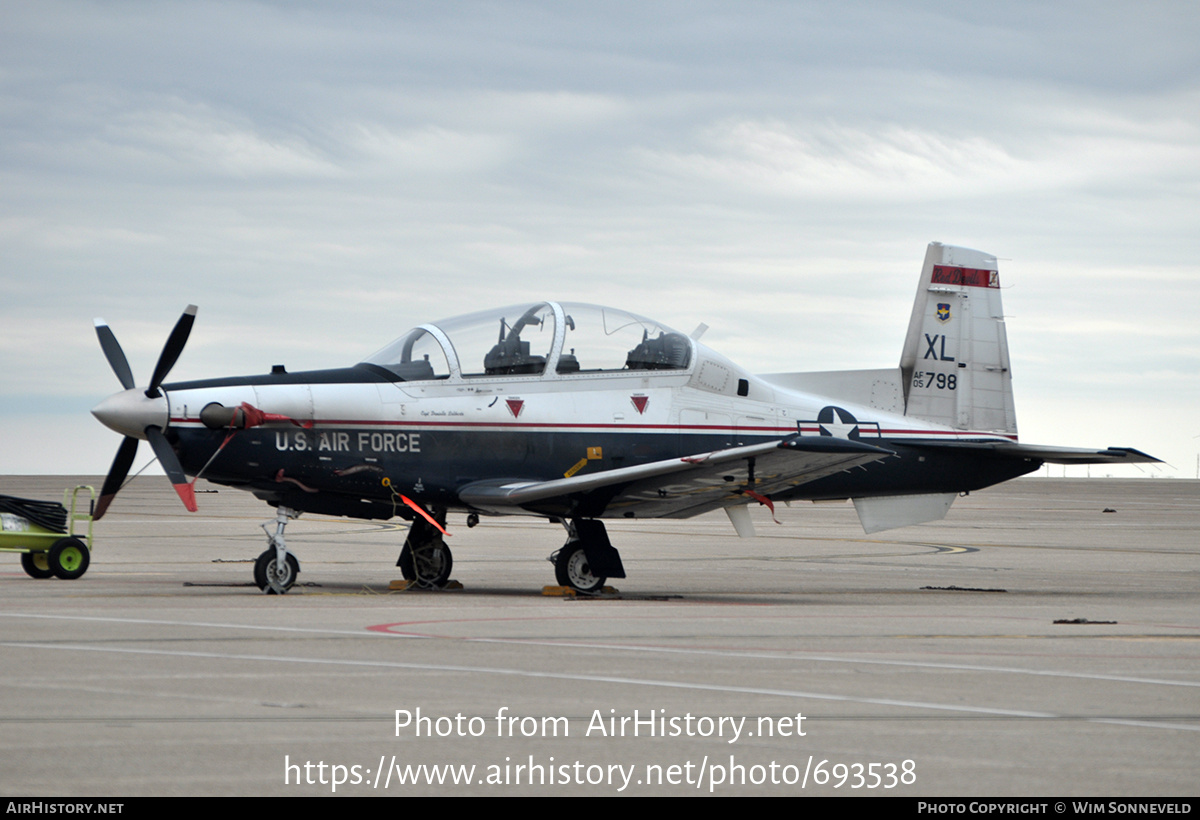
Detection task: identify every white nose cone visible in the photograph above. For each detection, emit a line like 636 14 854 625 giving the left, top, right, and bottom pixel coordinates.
92 389 169 439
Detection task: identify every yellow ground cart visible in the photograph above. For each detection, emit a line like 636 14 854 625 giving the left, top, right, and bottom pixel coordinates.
0 486 95 579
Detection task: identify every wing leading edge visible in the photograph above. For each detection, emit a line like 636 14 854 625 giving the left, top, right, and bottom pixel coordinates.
458 436 893 520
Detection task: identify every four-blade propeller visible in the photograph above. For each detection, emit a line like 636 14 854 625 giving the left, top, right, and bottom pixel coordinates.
92 306 199 520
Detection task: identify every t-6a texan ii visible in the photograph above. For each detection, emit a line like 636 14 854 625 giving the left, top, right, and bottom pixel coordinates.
90 243 1158 593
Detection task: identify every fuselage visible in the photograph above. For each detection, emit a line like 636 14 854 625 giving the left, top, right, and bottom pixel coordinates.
147 300 1031 521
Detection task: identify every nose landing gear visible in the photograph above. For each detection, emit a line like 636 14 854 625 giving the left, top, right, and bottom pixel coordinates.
255 505 301 594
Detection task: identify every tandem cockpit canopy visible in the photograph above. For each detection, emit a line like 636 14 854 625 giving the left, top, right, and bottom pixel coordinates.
361 302 693 380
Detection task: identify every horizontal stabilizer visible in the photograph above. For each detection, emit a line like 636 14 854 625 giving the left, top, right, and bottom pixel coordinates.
900 440 1161 465
988 444 1160 465
853 493 957 534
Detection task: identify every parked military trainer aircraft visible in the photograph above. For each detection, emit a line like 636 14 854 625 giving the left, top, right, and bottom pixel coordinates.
91 243 1157 593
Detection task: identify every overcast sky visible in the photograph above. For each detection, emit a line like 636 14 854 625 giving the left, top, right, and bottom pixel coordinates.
2 1 1197 480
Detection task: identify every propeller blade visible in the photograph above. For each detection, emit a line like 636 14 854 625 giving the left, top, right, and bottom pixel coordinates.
94 320 136 390
145 426 198 512
146 305 198 397
94 435 139 521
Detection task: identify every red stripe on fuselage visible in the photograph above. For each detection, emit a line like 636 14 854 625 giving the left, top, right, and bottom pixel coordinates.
170 416 1017 441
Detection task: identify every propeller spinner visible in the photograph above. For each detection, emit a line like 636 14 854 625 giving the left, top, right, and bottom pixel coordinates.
91 306 199 520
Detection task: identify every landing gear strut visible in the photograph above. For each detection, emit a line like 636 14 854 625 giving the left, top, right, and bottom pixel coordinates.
397 507 452 588
255 505 301 594
551 519 625 593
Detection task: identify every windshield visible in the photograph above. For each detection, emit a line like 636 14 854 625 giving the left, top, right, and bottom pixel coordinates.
361 327 451 379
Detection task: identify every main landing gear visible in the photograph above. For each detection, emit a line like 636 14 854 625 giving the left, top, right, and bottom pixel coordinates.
550 519 625 593
397 507 453 588
255 505 301 594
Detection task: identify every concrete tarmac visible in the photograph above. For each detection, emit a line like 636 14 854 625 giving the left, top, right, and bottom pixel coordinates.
0 476 1196 796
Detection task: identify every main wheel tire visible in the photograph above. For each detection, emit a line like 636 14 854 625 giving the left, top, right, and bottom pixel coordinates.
21 551 55 579
399 540 453 587
398 543 416 582
48 538 90 580
554 542 605 593
254 549 300 594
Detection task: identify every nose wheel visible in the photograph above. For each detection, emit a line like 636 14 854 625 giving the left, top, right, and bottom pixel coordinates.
254 549 299 594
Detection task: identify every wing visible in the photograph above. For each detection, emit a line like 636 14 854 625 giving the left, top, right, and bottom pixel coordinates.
457 436 892 519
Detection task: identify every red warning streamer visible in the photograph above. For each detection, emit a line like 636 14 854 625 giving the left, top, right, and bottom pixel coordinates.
399 494 451 537
743 489 781 525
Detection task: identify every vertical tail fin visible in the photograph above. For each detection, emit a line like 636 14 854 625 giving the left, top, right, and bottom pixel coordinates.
899 243 1017 435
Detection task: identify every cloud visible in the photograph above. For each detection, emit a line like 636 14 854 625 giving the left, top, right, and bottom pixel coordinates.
1 2 1197 476
644 120 1024 201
